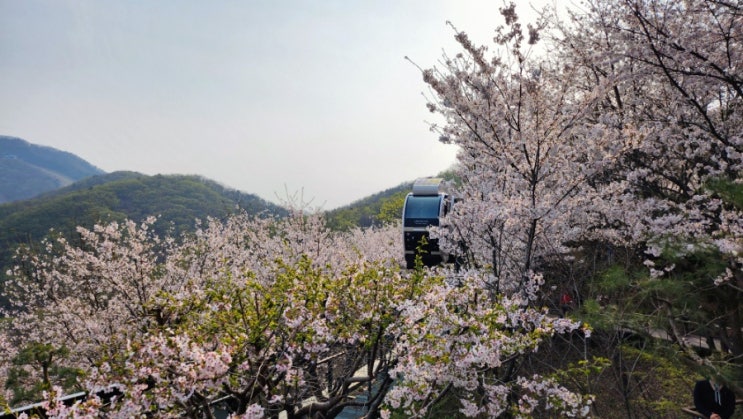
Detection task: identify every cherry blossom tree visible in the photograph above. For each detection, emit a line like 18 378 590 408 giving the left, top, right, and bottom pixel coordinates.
382 270 593 418
420 4 621 296
382 3 609 416
552 0 743 362
1 217 174 405
0 210 408 417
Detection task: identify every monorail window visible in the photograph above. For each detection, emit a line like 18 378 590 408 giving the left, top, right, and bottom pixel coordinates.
404 195 442 226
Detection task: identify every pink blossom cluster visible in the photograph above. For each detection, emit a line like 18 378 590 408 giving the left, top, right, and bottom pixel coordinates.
0 210 407 416
558 0 742 285
383 270 587 417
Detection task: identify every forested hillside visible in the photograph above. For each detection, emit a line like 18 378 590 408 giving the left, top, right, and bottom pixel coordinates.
0 136 104 203
325 182 410 230
0 172 286 303
325 171 458 231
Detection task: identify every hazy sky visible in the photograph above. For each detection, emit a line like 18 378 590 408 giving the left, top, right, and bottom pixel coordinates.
1 0 558 209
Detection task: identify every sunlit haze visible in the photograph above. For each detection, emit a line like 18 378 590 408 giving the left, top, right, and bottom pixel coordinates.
0 0 562 209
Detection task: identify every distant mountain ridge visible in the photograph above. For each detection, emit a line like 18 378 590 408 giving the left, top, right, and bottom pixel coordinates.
0 135 104 203
0 171 287 301
0 135 457 313
0 137 290 303
0 170 286 240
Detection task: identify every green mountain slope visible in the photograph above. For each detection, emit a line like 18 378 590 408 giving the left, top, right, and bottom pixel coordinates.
325 182 412 231
325 171 459 231
0 171 287 280
0 136 105 203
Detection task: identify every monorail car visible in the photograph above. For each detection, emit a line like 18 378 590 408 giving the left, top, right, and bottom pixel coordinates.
402 177 453 269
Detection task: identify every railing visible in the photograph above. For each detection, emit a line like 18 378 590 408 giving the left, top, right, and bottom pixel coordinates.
1 358 382 418
1 392 87 419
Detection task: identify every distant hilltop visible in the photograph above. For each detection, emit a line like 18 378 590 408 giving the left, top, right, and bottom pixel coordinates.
0 135 105 203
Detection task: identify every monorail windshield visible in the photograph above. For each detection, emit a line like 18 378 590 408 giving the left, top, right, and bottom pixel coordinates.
404 195 442 227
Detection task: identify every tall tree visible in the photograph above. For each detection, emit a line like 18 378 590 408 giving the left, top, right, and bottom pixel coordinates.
421 4 620 296
554 0 743 364
382 4 606 417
